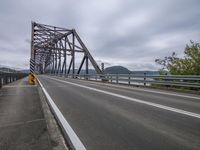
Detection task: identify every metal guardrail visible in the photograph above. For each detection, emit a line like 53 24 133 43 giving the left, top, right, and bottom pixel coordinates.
0 73 28 88
52 74 200 88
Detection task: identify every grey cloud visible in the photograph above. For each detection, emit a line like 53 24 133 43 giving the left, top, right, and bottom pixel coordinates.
0 0 199 70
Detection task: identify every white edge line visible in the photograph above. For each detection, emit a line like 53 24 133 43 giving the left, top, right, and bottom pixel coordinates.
47 76 200 119
37 77 87 150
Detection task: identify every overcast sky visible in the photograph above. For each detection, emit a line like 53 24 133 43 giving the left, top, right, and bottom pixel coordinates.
0 0 199 71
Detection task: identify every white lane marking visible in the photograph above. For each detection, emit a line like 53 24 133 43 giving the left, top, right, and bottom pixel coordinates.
116 85 200 100
37 78 86 150
47 76 200 119
56 76 200 100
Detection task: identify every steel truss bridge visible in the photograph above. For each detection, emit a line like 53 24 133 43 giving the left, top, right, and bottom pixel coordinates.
24 22 200 150
30 22 102 75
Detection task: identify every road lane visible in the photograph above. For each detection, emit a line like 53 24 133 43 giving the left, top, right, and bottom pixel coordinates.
50 76 200 114
38 75 200 150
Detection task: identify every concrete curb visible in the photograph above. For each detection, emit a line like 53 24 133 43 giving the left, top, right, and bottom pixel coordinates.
38 85 69 150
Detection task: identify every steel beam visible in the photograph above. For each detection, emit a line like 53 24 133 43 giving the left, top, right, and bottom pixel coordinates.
30 22 103 75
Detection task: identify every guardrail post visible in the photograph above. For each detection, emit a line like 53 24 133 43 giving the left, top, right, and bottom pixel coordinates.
0 76 2 89
2 76 3 85
128 73 131 85
116 74 119 84
7 75 10 83
5 76 8 85
86 74 88 80
10 75 12 83
144 73 146 86
95 74 97 81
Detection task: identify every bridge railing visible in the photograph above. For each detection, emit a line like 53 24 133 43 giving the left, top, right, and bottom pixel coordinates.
56 74 200 89
0 72 27 88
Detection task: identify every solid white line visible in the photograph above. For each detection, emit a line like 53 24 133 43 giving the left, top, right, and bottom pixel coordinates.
47 76 200 119
57 76 200 100
37 78 86 150
119 85 200 100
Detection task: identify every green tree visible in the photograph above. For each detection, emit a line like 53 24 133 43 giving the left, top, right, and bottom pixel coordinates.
155 41 200 75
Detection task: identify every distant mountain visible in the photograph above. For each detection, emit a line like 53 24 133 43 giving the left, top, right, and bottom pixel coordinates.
104 66 160 75
132 71 160 75
104 66 130 74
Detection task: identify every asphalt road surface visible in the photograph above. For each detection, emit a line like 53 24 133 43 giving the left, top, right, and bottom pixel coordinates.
38 75 200 150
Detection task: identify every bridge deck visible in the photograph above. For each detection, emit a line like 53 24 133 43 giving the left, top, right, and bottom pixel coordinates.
0 77 52 150
38 75 200 150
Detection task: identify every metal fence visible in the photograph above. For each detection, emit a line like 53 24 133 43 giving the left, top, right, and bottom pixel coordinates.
54 74 200 88
0 73 28 88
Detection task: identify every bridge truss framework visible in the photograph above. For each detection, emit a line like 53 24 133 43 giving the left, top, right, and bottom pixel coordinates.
30 22 102 75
